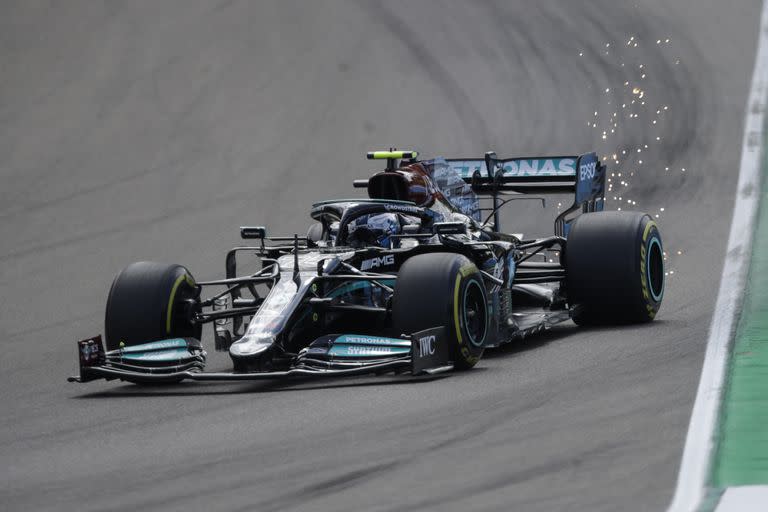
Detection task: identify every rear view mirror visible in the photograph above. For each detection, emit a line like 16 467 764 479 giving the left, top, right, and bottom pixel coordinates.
240 226 266 239
433 222 467 235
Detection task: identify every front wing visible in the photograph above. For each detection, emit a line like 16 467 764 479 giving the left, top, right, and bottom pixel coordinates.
68 327 452 385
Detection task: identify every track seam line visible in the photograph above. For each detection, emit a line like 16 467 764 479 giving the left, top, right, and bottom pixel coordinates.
666 2 768 511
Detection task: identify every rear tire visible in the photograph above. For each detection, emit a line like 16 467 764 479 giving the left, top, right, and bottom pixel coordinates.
104 262 201 351
565 211 664 324
392 253 487 370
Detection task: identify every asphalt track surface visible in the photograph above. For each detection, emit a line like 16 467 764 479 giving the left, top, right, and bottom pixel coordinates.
0 1 762 511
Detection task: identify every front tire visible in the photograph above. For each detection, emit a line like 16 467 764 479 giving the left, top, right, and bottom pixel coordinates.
565 211 664 324
104 262 201 351
392 253 488 370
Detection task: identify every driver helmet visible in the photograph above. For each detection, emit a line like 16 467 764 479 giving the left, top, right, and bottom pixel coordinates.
347 213 401 248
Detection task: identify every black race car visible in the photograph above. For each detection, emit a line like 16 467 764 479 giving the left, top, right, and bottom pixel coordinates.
69 150 665 385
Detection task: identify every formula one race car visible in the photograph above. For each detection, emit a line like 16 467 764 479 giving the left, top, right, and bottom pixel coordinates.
69 150 665 385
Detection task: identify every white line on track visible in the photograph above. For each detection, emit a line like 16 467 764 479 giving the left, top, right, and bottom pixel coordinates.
666 2 768 511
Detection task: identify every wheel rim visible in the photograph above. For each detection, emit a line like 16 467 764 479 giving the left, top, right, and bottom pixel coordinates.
462 280 487 347
647 237 664 302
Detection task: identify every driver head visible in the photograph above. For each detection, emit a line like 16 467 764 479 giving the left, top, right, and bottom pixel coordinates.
347 213 401 248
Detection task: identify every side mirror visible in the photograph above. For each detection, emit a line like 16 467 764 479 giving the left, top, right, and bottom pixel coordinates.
240 226 266 240
433 221 467 236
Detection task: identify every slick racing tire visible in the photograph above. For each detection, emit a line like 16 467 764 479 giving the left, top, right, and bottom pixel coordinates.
104 262 201 351
565 211 664 325
392 253 488 370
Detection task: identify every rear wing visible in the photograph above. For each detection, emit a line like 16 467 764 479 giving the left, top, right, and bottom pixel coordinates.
446 152 606 236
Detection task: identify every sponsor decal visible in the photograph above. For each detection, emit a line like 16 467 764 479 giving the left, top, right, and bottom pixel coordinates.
347 345 393 355
329 334 413 357
337 335 410 346
450 158 576 178
328 344 410 357
417 335 436 356
343 335 388 344
574 154 601 204
579 161 597 181
80 340 101 362
410 327 449 374
384 204 421 214
360 254 395 271
77 335 105 367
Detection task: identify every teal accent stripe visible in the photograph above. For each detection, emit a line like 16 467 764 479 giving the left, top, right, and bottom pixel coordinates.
711 128 768 487
119 348 195 361
116 338 189 354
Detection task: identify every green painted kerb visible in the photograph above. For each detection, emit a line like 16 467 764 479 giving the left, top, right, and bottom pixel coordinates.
711 131 768 487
